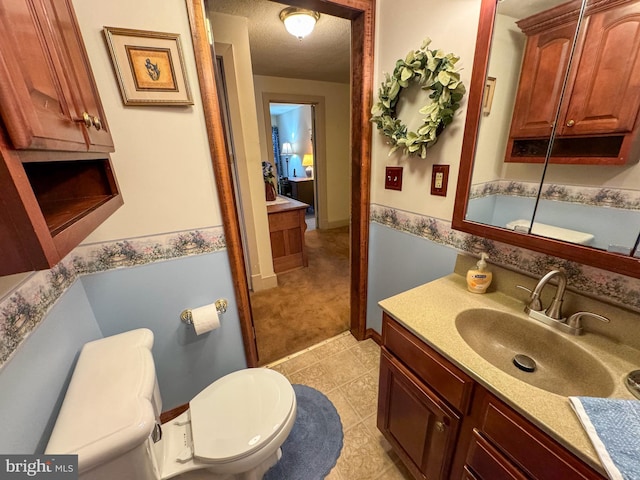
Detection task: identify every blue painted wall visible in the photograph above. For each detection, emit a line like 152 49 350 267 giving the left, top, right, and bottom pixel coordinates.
469 195 640 251
0 282 102 454
366 222 459 332
0 251 247 454
81 251 247 410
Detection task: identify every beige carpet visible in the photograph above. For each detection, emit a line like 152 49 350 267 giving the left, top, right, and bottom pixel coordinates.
250 226 350 365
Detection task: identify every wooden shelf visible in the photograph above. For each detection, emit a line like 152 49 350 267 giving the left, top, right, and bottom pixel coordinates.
506 135 628 164
41 195 116 235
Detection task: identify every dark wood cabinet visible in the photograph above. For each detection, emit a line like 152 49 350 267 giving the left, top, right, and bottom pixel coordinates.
505 0 640 164
379 351 461 480
0 0 121 275
465 430 528 480
0 0 113 152
464 389 605 480
379 313 473 480
288 177 314 209
378 314 607 480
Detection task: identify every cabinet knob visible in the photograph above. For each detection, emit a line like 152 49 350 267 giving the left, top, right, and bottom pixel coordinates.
78 112 94 128
92 116 103 131
435 421 446 433
566 119 575 127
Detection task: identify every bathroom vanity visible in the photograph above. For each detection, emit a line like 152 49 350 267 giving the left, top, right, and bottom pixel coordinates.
377 255 640 480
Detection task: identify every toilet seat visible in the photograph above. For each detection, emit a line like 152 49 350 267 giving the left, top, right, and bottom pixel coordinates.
189 368 295 464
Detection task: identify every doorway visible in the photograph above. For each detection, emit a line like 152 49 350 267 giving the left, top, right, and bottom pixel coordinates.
186 0 375 367
250 99 350 364
269 102 318 229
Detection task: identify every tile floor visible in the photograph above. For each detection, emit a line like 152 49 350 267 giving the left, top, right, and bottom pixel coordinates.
265 331 413 480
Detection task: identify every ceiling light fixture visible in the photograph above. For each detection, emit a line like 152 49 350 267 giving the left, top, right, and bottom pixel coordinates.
279 7 320 40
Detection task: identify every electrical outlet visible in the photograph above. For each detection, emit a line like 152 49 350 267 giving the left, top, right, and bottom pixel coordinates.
385 166 403 190
431 165 449 196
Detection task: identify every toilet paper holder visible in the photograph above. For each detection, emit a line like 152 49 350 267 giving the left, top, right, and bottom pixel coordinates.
180 299 228 325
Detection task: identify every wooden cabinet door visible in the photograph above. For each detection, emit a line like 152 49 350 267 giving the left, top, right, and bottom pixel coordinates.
0 0 86 151
42 0 114 151
378 350 460 480
508 21 579 138
560 1 640 135
0 0 113 152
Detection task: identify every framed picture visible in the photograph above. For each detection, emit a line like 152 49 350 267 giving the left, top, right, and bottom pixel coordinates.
103 27 193 106
483 76 496 115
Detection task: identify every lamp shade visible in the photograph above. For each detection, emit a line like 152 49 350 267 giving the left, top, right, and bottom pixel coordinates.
302 154 314 166
281 142 293 155
279 8 320 39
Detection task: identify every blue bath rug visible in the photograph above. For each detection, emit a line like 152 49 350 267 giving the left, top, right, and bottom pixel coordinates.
264 384 343 480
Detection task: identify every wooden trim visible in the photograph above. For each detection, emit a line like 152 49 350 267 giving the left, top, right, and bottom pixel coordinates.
453 0 497 235
365 327 382 345
351 3 375 341
517 0 582 34
186 0 259 366
187 0 375 369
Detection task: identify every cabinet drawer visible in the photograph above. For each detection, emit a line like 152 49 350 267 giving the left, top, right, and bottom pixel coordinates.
382 313 474 413
480 395 605 480
268 210 302 231
465 430 528 480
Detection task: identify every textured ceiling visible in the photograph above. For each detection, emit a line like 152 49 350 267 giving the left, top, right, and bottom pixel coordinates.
208 0 351 84
207 0 567 84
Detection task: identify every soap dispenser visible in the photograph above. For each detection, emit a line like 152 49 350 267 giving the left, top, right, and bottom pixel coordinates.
467 253 492 294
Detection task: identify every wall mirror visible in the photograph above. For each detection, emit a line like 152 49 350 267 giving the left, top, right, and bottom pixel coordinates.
454 0 640 278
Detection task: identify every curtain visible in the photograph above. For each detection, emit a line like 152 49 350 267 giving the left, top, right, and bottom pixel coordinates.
272 126 281 176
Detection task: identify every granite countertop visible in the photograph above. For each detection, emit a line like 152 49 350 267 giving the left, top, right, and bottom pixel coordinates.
378 270 640 474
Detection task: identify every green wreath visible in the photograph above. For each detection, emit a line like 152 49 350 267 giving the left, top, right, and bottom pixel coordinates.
371 38 466 158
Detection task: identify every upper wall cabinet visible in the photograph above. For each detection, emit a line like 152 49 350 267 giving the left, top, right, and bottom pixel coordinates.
506 0 640 165
0 0 113 152
0 0 121 275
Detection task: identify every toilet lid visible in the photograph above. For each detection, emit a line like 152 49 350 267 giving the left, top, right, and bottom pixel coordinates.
189 368 295 463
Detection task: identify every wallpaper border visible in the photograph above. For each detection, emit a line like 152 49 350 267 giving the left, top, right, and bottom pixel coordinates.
470 180 640 210
370 204 640 312
0 226 226 367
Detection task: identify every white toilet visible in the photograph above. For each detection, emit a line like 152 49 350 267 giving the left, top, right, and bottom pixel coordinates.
45 329 297 480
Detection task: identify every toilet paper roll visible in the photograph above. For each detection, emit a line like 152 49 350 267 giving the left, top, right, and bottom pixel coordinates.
190 303 220 335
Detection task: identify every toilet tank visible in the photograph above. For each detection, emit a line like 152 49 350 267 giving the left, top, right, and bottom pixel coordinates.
46 329 162 479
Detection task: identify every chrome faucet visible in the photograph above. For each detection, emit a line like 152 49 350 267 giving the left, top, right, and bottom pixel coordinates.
522 269 567 320
518 269 610 335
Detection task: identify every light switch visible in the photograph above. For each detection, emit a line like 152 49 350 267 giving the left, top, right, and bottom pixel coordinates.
385 166 403 191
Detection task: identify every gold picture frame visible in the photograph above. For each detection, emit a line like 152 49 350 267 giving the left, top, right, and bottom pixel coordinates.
103 27 193 106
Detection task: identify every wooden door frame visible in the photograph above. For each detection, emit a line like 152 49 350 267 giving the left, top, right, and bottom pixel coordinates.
186 0 374 367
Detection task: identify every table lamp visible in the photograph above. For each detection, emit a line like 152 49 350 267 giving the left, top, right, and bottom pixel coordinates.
302 153 314 177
